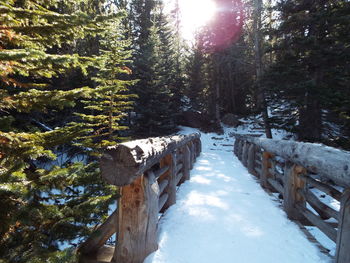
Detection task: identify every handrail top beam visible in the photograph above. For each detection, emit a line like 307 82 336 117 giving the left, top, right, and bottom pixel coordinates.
235 134 350 188
100 133 201 186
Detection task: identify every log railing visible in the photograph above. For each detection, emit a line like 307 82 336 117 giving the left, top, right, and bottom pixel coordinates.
234 134 350 263
79 133 201 263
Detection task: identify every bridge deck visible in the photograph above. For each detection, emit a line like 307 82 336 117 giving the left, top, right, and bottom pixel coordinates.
144 129 330 263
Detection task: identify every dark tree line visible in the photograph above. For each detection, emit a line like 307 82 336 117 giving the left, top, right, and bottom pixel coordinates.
186 0 350 147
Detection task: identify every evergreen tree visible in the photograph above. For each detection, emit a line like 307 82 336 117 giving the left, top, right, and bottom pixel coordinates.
263 0 350 144
130 0 181 136
0 1 132 261
78 20 136 150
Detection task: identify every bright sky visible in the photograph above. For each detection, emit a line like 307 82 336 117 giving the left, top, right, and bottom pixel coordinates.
165 0 217 43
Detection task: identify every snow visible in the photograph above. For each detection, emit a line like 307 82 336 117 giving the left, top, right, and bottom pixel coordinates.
145 127 330 263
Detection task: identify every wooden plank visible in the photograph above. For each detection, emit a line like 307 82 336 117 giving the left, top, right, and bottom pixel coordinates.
189 141 194 169
234 138 240 156
198 138 202 156
298 188 339 220
158 193 169 212
274 170 284 180
295 222 332 256
261 152 274 190
255 159 262 166
242 141 249 167
267 178 284 195
284 164 307 220
79 210 118 255
300 175 342 201
175 173 184 186
237 139 244 161
80 245 115 263
182 145 191 181
158 179 168 195
101 133 200 186
160 153 177 212
296 203 337 242
247 144 256 176
268 168 276 178
255 167 262 177
176 163 183 175
336 190 350 263
176 154 183 163
114 173 159 263
154 166 170 179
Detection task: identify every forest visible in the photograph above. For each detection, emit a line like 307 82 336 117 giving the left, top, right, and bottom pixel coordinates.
0 0 349 262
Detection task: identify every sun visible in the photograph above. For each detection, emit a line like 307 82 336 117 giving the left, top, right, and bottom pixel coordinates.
178 0 217 42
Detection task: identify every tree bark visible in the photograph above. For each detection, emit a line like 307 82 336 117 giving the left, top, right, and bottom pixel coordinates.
253 0 272 139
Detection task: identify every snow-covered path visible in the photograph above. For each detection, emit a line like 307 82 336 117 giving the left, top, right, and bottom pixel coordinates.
145 129 330 263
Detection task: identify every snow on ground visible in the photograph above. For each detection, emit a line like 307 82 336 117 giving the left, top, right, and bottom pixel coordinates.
145 127 330 263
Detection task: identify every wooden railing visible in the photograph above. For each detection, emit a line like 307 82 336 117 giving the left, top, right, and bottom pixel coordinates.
234 134 350 263
79 133 201 263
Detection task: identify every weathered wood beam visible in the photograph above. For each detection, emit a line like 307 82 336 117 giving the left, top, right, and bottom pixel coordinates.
296 203 337 243
195 138 202 157
284 164 307 221
114 172 159 263
182 145 191 181
300 175 342 201
154 166 170 179
189 141 194 170
267 178 284 195
247 144 256 176
242 141 249 167
158 179 168 195
160 153 177 211
175 173 183 186
101 133 200 186
159 193 169 212
176 153 183 163
255 167 262 177
336 190 350 263
176 163 183 175
80 245 115 263
295 222 332 256
235 135 350 188
298 188 339 220
78 210 118 255
261 152 274 190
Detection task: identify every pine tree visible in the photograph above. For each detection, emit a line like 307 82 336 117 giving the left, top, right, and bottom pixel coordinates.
0 1 133 261
263 0 350 144
77 20 136 150
130 0 181 136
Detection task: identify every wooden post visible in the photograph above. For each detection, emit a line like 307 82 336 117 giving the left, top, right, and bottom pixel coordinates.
237 139 244 161
283 163 307 221
242 141 249 167
79 209 118 255
195 138 201 157
182 145 191 181
189 142 194 169
261 151 274 189
336 189 350 263
247 144 256 176
192 140 197 162
114 173 159 263
234 138 239 156
160 153 177 212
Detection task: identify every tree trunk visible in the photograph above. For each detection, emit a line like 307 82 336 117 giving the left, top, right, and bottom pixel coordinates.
298 94 322 142
253 0 272 139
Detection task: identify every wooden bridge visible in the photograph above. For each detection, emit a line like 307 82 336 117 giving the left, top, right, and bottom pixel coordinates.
79 132 350 263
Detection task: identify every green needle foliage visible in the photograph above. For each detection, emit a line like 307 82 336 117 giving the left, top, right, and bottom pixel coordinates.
0 0 133 262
